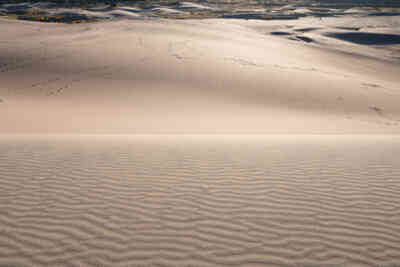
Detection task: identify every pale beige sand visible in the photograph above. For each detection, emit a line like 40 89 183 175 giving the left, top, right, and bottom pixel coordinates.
1 16 400 267
1 135 400 267
0 17 399 134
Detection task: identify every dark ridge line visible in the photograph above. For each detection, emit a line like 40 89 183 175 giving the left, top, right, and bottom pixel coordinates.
270 31 292 36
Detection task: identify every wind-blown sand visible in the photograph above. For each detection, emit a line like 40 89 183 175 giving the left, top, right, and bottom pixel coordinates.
1 12 400 267
1 135 400 267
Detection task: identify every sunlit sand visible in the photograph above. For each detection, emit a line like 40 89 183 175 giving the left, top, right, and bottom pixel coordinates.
1 5 400 266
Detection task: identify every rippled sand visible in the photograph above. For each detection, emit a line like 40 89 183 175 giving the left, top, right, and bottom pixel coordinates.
1 135 400 267
1 10 400 267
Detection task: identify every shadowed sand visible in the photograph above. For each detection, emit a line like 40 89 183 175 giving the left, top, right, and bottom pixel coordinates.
1 16 400 134
1 13 400 267
325 32 400 45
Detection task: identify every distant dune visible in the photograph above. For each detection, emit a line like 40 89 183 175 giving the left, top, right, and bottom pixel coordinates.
0 15 399 134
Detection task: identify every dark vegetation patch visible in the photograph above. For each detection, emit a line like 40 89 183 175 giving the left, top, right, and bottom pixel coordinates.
326 32 400 45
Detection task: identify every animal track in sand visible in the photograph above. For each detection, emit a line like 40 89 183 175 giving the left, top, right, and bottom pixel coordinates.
47 85 69 96
361 82 398 97
222 57 264 67
31 78 61 88
168 40 198 61
362 83 382 89
369 106 383 116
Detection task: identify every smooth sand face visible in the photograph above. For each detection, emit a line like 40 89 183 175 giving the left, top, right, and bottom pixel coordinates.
1 16 399 134
1 135 400 267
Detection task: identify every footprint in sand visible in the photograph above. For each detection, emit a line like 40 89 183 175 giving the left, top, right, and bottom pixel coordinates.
369 106 383 115
363 82 382 88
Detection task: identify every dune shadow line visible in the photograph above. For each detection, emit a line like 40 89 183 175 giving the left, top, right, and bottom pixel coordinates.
326 32 400 45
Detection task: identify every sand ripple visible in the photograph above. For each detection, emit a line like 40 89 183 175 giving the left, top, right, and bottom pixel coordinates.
0 135 400 267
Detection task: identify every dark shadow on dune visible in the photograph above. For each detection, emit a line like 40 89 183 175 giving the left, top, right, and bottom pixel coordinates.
326 32 400 45
368 12 400 17
87 7 114 12
222 13 300 20
270 31 292 36
335 26 360 31
296 36 314 43
294 27 320 32
2 3 30 11
118 7 141 13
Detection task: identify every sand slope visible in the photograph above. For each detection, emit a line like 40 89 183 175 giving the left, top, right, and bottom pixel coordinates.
1 15 400 267
1 135 400 267
1 17 400 134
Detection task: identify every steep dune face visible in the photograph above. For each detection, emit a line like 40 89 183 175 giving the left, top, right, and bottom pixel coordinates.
1 18 399 133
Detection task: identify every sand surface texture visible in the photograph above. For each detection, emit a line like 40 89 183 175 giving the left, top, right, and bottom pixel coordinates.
0 135 400 267
1 13 400 267
1 16 399 134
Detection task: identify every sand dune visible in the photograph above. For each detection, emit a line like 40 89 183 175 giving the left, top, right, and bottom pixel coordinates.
1 16 400 134
1 13 400 267
1 135 400 267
